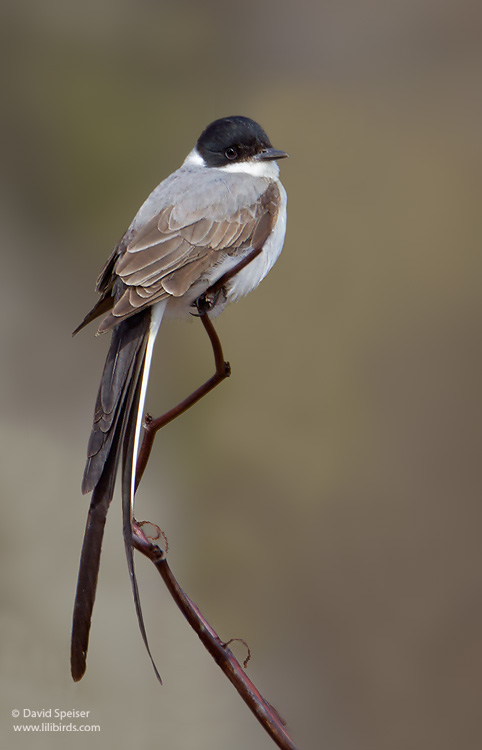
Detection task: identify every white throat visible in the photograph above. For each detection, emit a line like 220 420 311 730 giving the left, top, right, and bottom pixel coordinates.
220 159 280 179
183 147 280 179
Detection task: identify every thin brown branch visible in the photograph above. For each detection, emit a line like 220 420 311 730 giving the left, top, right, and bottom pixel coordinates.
133 528 298 750
135 313 230 491
136 246 262 490
131 260 298 748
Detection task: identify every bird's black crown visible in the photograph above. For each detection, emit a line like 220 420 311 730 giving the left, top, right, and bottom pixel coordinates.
196 116 273 168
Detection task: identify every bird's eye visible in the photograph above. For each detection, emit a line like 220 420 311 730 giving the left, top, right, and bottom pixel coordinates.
224 147 238 160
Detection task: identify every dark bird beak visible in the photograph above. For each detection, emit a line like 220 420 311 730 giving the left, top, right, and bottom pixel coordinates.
257 147 289 161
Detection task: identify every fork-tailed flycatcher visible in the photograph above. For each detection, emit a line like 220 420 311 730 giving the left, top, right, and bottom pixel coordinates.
71 115 288 682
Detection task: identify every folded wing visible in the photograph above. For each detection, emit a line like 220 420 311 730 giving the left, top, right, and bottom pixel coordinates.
95 176 281 333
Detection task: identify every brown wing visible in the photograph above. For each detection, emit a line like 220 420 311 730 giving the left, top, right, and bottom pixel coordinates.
96 181 280 333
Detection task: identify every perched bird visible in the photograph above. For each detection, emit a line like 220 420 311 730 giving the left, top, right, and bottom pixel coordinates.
71 115 288 682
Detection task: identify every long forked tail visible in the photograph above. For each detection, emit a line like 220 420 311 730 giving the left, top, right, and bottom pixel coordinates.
71 302 166 682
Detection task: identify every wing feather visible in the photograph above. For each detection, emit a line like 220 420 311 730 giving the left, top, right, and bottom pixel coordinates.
119 236 184 274
161 254 216 297
96 173 281 333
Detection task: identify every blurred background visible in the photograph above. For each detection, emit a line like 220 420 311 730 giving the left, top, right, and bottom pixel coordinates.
1 1 482 748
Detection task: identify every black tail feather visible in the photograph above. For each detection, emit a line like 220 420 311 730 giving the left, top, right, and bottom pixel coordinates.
82 312 151 495
71 310 153 681
71 442 118 681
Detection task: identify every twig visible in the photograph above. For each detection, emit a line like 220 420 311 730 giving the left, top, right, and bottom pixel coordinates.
135 313 230 491
132 266 298 749
135 246 262 490
133 528 298 750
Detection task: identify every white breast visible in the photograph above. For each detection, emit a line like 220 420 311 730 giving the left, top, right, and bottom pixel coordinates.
217 180 287 303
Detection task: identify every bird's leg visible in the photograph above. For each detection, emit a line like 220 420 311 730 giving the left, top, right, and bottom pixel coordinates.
134 312 230 491
196 246 263 314
194 286 226 316
134 247 263 491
